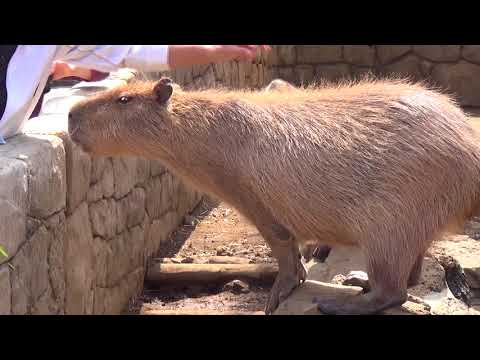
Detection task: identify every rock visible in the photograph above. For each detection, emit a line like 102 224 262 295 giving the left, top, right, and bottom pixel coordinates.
150 160 166 177
277 45 296 65
145 176 167 220
64 202 95 314
213 62 224 80
92 237 111 287
90 157 106 184
222 61 232 87
216 246 228 256
274 280 363 315
223 279 250 294
106 226 145 286
64 138 90 214
0 264 11 314
1 135 67 218
93 267 144 315
29 227 52 301
146 216 173 256
350 66 374 80
120 187 146 229
430 61 480 107
184 215 198 226
297 45 343 64
376 45 412 65
0 157 28 216
277 67 296 84
231 61 239 88
379 54 424 81
413 45 460 62
429 235 480 292
250 64 259 88
112 157 138 199
89 199 117 239
238 62 246 88
31 285 57 315
9 240 32 314
315 64 351 82
343 45 375 66
135 158 150 186
87 181 104 203
0 198 26 264
462 45 480 63
48 220 66 309
295 65 315 85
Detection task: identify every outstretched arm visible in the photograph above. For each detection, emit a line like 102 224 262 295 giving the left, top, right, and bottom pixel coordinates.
58 45 270 73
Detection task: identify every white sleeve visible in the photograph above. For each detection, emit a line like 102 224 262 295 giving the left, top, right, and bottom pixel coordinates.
58 45 170 73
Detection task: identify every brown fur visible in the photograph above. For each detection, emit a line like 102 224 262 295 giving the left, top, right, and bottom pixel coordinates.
68 76 480 314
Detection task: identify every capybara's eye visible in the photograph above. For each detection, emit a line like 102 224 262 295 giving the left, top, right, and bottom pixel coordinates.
117 96 132 104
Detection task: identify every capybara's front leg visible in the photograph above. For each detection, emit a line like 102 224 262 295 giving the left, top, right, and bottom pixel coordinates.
257 223 306 315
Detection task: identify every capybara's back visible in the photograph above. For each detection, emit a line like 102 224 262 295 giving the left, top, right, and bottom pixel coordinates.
238 80 480 247
68 77 480 314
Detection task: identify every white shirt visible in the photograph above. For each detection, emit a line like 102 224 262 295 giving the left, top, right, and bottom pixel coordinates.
0 45 170 140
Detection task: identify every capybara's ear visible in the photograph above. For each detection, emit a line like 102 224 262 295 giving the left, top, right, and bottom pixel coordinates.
154 77 174 104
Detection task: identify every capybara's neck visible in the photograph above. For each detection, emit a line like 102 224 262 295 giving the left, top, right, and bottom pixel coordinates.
145 90 256 195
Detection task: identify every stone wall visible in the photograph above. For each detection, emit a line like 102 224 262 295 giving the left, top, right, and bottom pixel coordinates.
0 73 202 315
266 45 480 108
142 49 271 89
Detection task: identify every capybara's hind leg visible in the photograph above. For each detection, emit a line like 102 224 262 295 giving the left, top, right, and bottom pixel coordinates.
341 253 425 292
407 254 424 287
315 237 416 314
257 222 307 314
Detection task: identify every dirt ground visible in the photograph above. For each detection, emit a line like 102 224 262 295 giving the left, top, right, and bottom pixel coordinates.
127 198 275 314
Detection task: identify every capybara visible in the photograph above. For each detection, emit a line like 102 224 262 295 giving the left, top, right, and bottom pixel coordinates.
68 76 480 314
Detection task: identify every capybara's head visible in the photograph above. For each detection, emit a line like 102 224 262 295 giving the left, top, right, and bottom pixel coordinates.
68 77 176 157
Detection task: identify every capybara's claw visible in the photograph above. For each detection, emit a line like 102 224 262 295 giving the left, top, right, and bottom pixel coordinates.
265 274 303 315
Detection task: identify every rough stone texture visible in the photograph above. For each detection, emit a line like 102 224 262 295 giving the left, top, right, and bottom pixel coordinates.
430 61 480 107
112 157 137 199
379 55 424 81
315 64 351 82
0 135 67 219
276 45 296 65
0 198 26 264
0 264 11 315
343 45 375 66
265 45 480 107
297 45 343 64
462 45 480 63
413 45 461 62
0 70 202 315
64 203 95 314
295 65 315 85
89 199 117 239
376 45 412 64
63 138 90 214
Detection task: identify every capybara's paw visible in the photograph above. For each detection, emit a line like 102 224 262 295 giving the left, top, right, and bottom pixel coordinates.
342 271 370 292
314 291 407 315
264 275 302 315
